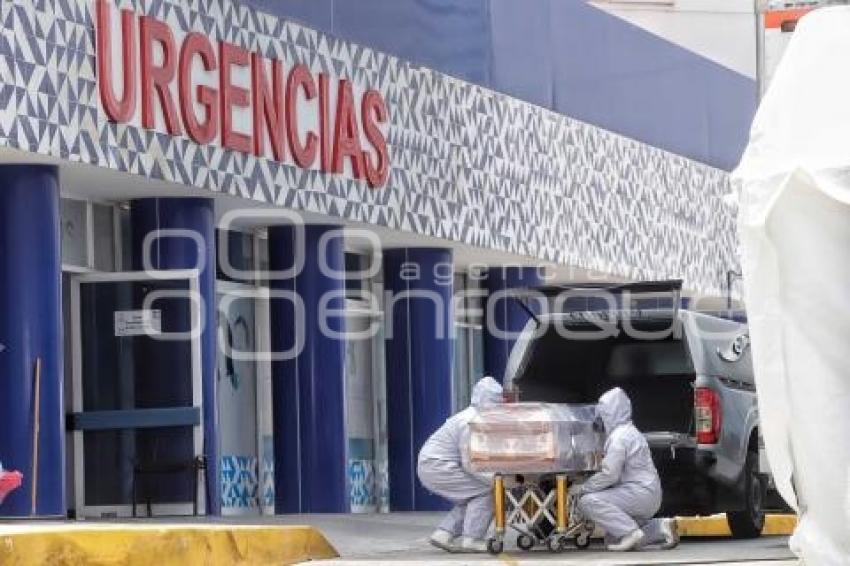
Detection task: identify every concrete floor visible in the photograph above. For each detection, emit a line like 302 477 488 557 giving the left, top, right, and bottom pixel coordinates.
274 513 799 565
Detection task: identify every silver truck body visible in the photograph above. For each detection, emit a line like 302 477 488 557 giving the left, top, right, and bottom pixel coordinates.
503 305 765 534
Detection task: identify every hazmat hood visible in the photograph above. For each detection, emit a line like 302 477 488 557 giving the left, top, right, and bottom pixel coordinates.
732 7 850 564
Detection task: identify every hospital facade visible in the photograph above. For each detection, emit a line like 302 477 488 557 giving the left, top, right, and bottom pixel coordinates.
0 0 757 518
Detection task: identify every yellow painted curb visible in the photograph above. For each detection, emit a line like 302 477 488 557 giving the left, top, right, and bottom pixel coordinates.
676 514 797 537
0 524 338 566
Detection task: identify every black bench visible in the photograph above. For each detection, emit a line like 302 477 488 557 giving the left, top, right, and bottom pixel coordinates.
132 455 207 517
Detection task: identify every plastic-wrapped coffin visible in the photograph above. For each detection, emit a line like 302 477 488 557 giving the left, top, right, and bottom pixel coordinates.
465 403 604 474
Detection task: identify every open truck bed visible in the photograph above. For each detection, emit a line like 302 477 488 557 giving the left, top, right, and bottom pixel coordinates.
512 316 695 436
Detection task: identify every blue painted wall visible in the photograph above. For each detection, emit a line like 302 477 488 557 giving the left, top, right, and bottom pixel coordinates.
547 2 756 172
240 0 756 171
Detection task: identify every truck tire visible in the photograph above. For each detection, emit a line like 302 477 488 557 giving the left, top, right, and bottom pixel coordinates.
727 453 766 539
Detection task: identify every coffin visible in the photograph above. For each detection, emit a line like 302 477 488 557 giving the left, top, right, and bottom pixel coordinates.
466 403 604 474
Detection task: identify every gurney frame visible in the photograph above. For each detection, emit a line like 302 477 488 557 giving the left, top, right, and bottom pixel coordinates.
487 473 595 554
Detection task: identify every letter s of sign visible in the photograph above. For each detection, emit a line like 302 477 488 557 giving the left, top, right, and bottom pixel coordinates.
96 0 137 123
361 90 389 188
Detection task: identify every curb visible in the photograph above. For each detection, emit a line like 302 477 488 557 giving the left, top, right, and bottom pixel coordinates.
0 523 339 565
676 514 797 537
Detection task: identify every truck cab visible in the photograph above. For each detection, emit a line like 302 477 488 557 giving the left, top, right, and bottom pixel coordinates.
503 281 766 538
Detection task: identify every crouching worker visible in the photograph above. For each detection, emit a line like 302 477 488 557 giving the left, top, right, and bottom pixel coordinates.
575 387 679 551
417 376 503 553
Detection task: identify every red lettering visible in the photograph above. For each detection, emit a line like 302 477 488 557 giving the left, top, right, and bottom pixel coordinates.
219 42 252 153
318 73 331 172
285 65 318 169
95 7 390 183
361 90 389 188
251 54 286 162
139 15 181 135
331 79 365 179
179 33 218 145
96 0 137 123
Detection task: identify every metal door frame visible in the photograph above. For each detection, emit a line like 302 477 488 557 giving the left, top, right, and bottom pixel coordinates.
252 285 275 515
70 269 203 518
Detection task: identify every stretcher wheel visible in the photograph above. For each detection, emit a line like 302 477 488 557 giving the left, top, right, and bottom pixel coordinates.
517 534 535 551
546 535 569 553
574 532 591 549
487 538 504 555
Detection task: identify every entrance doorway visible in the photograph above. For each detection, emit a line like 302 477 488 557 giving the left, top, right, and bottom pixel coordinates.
216 281 270 515
345 298 388 513
69 270 204 518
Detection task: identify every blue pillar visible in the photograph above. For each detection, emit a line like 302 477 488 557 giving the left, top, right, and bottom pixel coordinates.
383 248 453 511
484 266 543 383
268 224 348 513
0 165 64 517
129 197 220 515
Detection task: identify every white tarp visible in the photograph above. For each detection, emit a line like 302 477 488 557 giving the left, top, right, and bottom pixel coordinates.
732 7 850 565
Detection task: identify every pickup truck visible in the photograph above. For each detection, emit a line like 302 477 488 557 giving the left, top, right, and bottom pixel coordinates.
503 281 767 538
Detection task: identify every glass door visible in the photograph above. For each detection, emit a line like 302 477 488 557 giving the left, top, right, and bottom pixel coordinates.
70 270 203 518
344 297 387 514
216 281 260 515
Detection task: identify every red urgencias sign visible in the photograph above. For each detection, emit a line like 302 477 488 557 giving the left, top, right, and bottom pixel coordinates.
94 0 390 188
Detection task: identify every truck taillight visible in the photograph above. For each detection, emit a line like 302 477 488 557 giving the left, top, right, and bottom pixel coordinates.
695 387 721 444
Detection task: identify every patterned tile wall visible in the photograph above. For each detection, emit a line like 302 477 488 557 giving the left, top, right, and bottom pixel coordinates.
221 455 259 510
348 458 376 514
0 0 738 295
261 435 274 510
376 458 389 513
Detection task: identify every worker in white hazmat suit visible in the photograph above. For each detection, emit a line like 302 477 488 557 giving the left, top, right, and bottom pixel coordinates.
417 376 503 553
575 388 678 551
732 8 850 563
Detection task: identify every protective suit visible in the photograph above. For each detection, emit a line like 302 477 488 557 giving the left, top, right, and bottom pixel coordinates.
731 9 850 563
417 376 503 551
576 388 675 550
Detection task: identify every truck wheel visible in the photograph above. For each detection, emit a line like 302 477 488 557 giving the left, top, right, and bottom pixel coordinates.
727 453 766 539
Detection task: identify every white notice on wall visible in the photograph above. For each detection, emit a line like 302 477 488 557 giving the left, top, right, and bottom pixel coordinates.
114 310 162 337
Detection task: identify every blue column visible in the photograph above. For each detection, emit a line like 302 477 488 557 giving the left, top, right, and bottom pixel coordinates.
383 248 453 511
483 266 543 383
268 224 348 513
129 197 220 515
0 165 64 517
